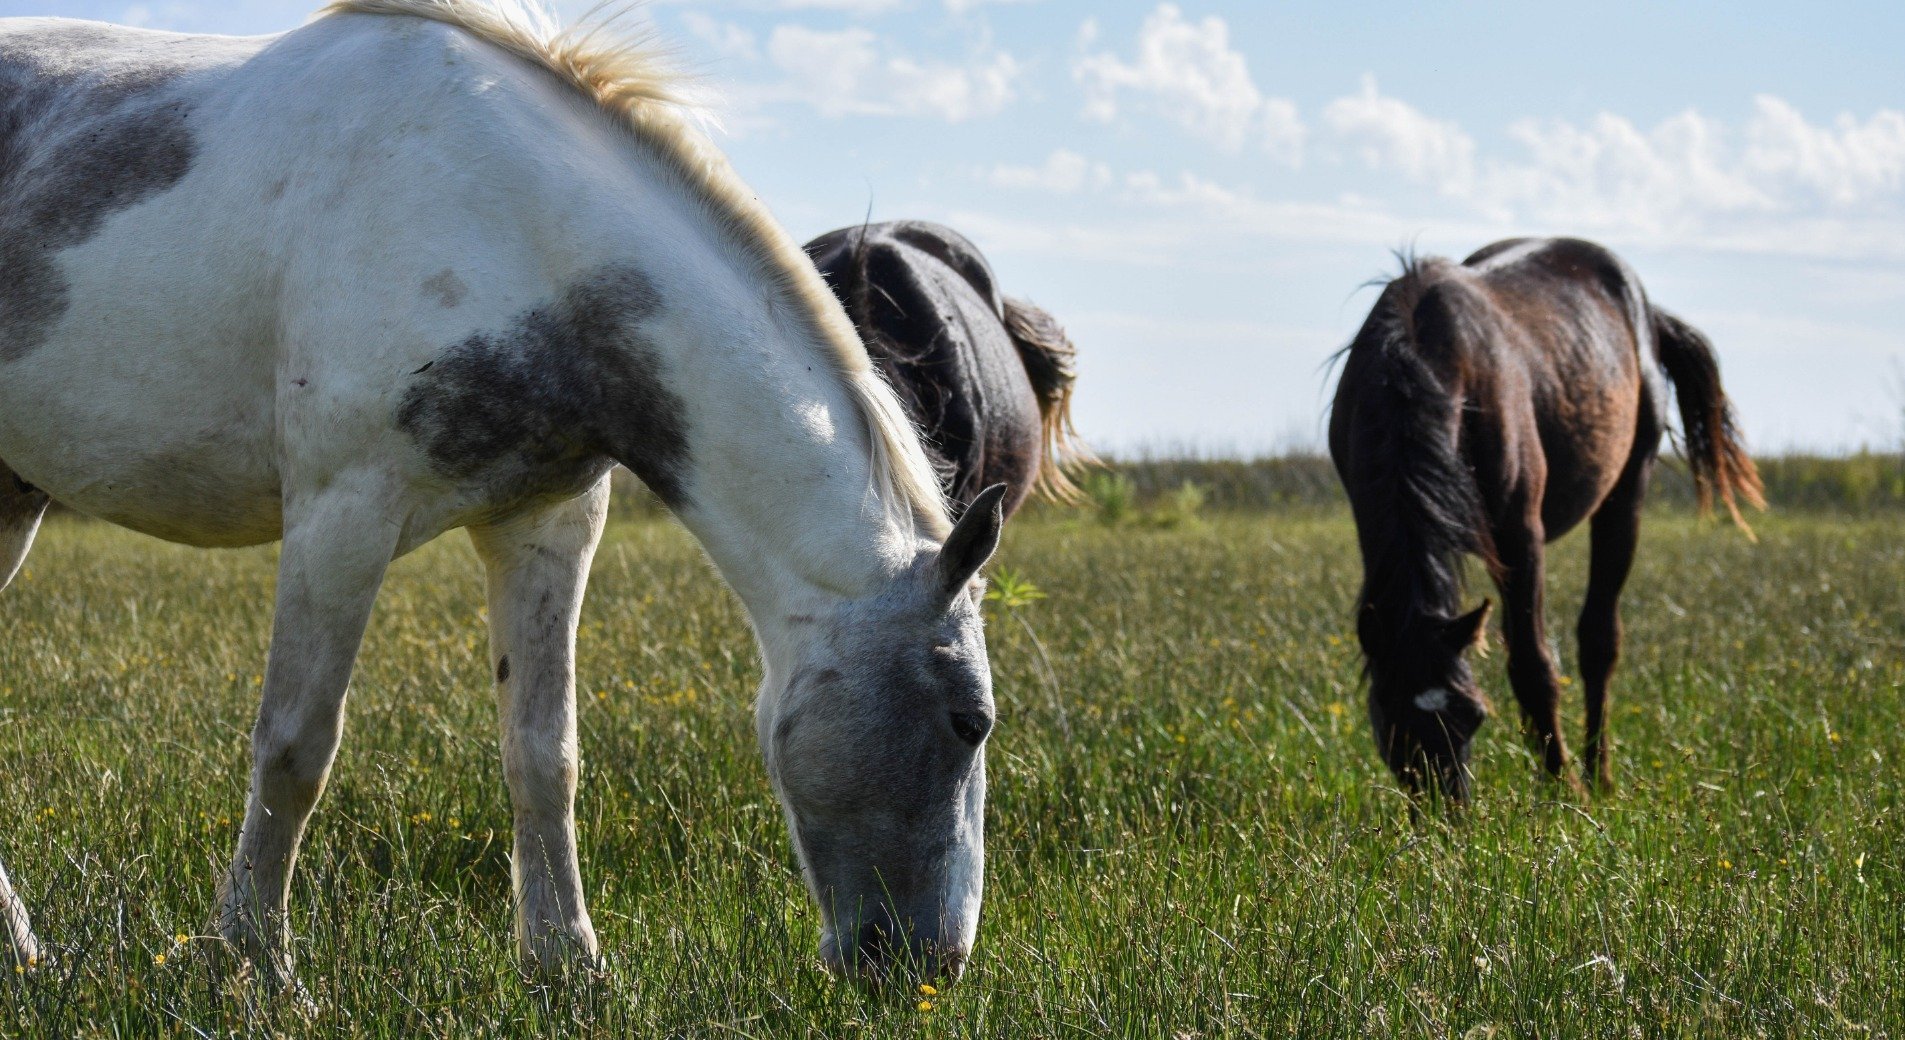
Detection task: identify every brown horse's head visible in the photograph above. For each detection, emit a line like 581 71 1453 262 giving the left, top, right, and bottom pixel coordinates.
1359 601 1492 802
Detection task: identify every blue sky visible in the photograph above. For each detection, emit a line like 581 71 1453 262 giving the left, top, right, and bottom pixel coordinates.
13 1 1905 453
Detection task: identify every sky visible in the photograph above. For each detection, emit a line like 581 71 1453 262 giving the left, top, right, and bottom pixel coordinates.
12 0 1905 455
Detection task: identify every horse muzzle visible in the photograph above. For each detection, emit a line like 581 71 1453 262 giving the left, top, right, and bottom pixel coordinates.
818 904 970 984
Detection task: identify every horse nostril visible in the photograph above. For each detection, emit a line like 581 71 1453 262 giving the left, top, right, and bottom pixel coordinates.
949 710 992 747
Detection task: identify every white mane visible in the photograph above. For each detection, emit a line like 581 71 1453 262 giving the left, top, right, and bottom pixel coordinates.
318 0 953 537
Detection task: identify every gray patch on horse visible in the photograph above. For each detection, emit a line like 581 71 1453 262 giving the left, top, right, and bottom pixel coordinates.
422 269 468 309
0 45 198 362
396 265 694 507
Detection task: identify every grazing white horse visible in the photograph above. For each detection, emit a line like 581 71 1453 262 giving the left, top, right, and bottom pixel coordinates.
0 0 1004 984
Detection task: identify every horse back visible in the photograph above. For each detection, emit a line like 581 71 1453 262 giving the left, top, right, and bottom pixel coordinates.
805 221 1041 512
1442 238 1663 534
0 14 665 547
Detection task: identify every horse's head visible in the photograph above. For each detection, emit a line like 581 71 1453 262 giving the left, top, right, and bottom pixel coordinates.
756 485 1005 983
1360 600 1492 802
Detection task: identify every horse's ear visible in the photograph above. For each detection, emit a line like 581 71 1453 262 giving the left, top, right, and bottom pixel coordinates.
938 485 1007 599
1443 600 1492 657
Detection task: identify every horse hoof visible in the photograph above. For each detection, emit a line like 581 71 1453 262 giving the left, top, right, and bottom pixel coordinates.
520 933 606 985
5 934 40 971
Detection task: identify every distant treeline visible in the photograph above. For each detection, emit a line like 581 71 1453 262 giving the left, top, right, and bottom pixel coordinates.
37 452 1905 521
1059 451 1905 514
601 451 1905 518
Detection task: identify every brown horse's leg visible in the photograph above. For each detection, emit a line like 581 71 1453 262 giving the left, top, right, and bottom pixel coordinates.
1495 526 1573 783
1577 458 1651 791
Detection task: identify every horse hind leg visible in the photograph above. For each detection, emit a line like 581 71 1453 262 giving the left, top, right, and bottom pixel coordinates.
1577 457 1651 792
1 464 51 592
2 860 37 967
2 466 48 965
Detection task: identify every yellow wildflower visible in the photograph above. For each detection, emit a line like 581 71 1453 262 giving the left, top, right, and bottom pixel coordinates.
918 983 938 997
916 1000 934 1013
153 953 166 966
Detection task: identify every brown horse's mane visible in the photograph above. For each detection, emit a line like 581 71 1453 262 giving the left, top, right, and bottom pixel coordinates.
1342 255 1500 654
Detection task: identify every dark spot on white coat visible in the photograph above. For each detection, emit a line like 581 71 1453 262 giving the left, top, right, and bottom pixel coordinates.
396 265 693 507
422 269 467 309
1 29 200 362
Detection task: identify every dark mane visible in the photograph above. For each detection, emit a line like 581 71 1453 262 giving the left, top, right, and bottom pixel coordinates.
1339 256 1497 655
839 226 961 491
805 219 1088 516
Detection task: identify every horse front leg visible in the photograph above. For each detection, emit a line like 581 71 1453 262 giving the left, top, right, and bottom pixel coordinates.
468 478 610 976
1494 526 1575 786
216 480 399 986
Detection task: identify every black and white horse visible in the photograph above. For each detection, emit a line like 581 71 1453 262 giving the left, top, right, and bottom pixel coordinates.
0 0 1002 983
806 220 1088 516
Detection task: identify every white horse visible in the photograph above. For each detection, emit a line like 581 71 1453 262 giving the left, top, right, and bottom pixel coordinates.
0 0 1005 984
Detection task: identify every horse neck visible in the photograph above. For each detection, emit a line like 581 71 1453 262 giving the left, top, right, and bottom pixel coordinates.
1357 520 1465 644
608 231 930 649
1341 283 1489 645
670 373 929 651
439 60 938 652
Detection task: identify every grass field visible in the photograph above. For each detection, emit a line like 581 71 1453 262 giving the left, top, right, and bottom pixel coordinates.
2 509 1901 1037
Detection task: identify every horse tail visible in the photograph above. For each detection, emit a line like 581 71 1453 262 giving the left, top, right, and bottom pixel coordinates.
1650 307 1765 536
1001 296 1095 503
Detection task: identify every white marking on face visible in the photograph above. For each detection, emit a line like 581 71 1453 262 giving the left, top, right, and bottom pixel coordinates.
1414 687 1451 713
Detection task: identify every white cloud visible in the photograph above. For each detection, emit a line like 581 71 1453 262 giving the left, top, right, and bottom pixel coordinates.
775 0 903 9
1745 95 1905 206
1073 3 1303 163
648 0 904 12
757 25 1019 121
1313 80 1905 255
679 13 759 62
1323 76 1476 195
946 0 1041 12
983 150 1113 193
1479 109 1772 232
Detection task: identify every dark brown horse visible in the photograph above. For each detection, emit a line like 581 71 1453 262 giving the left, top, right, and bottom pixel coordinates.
1329 237 1763 801
806 220 1088 516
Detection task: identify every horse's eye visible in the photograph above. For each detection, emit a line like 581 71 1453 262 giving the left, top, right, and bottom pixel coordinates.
949 710 992 747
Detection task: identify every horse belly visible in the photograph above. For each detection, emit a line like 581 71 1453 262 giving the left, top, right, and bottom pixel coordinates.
0 370 284 547
1532 366 1641 539
0 283 285 547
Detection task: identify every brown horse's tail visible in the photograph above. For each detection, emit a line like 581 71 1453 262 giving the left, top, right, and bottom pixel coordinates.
1651 307 1766 535
1001 296 1096 503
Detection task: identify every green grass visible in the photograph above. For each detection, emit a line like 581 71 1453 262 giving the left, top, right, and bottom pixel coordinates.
3 510 1901 1037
